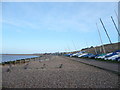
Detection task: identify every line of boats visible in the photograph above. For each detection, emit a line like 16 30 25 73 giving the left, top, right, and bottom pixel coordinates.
64 50 120 62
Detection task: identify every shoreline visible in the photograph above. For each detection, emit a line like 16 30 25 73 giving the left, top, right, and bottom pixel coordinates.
1 56 42 65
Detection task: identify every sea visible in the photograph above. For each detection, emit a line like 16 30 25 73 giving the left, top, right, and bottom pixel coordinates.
0 55 39 63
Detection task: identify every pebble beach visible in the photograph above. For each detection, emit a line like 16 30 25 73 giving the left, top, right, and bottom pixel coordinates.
2 55 119 88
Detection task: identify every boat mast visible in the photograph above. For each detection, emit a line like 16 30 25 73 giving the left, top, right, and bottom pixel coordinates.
67 44 71 52
93 46 97 54
96 23 106 54
114 10 120 25
72 40 77 51
100 18 112 44
111 16 120 37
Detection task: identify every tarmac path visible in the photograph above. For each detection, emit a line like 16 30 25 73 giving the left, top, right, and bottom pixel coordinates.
64 56 119 74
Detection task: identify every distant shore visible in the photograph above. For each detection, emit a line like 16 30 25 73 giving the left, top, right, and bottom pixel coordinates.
1 42 120 55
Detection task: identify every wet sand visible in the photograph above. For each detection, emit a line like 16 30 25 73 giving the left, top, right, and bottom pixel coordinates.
2 55 119 88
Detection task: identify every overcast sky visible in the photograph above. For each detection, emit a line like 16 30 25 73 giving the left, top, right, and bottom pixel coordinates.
2 2 118 54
